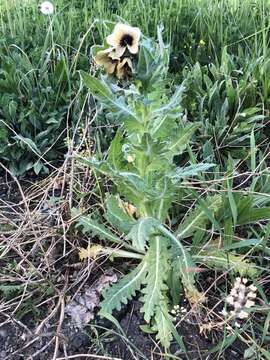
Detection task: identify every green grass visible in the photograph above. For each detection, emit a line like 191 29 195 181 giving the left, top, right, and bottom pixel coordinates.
1 0 270 173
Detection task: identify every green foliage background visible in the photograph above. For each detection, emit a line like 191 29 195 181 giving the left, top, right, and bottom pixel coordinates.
1 0 270 173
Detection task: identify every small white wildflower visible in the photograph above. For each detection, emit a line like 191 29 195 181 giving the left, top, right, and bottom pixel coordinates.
226 295 235 305
40 1 54 15
220 308 228 316
247 291 256 299
234 301 242 310
239 284 246 291
127 154 135 163
230 288 238 296
234 282 240 290
249 284 257 292
238 310 249 319
245 300 255 308
238 291 245 301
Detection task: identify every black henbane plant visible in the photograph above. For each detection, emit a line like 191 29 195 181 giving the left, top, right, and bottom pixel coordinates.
76 24 216 347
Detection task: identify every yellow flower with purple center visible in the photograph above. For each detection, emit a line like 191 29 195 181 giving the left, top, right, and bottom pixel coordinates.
106 23 141 58
93 23 140 79
116 57 133 79
93 48 118 75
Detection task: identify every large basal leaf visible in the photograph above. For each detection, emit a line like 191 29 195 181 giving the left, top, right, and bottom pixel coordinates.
153 301 173 349
100 260 148 313
151 178 175 221
112 170 148 207
105 194 136 234
75 213 123 246
171 245 202 303
126 217 160 251
176 195 222 240
159 225 203 303
141 236 169 322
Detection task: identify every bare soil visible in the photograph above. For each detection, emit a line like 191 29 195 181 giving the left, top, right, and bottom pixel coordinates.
0 174 246 360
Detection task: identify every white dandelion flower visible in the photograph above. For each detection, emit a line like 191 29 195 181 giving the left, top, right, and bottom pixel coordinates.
40 1 54 15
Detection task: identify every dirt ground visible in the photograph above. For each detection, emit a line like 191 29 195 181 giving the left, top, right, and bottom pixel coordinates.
0 174 247 360
0 304 245 360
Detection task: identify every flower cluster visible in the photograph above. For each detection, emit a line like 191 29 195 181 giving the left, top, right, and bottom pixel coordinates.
93 23 141 79
170 304 187 322
222 277 257 323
